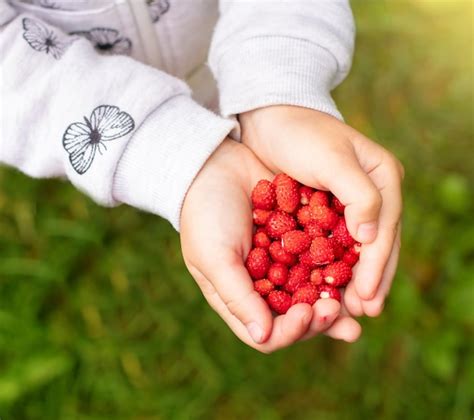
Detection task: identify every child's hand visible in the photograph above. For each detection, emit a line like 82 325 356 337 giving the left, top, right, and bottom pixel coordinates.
239 106 404 319
181 139 361 353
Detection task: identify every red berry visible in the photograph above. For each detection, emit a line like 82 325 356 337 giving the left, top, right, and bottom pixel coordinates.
323 261 353 287
332 217 356 247
296 206 312 226
317 284 341 302
332 196 345 214
281 230 311 254
310 269 324 285
268 263 289 286
309 237 335 265
253 209 272 225
298 250 318 269
309 190 330 208
268 241 297 266
304 221 326 239
299 186 314 205
328 236 345 259
284 264 311 293
273 174 299 213
266 210 297 239
342 249 359 267
292 284 318 306
245 248 271 279
253 230 271 248
254 279 274 296
267 290 292 314
311 205 339 230
251 179 276 210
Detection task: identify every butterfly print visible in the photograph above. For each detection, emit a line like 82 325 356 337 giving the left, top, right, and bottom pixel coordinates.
63 105 135 175
34 0 60 9
22 17 73 59
147 0 170 23
70 28 132 56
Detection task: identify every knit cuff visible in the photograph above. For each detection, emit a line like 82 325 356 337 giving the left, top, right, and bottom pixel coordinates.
211 36 343 120
113 95 236 230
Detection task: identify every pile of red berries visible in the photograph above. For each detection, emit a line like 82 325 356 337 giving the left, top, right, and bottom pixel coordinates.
246 174 361 315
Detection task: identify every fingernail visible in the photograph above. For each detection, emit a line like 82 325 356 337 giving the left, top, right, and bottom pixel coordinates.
246 322 263 344
357 222 377 243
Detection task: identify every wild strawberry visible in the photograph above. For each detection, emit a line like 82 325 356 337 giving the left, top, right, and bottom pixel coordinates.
268 263 289 286
251 179 276 210
268 241 297 266
281 230 311 254
317 284 341 302
332 217 355 247
245 248 271 279
311 205 339 230
328 237 345 259
253 231 271 248
284 264 311 293
254 279 274 296
304 221 326 238
310 269 324 285
342 249 359 267
309 190 330 208
296 206 312 226
323 261 353 287
332 195 345 214
253 209 272 225
298 250 318 269
309 237 335 265
299 186 314 205
267 290 292 314
266 210 297 239
273 174 299 213
292 284 318 306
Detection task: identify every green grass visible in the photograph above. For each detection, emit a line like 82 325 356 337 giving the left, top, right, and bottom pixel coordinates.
1 1 473 419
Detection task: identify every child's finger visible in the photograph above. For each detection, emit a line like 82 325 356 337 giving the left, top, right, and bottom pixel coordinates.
349 139 403 300
318 150 382 244
353 172 402 300
209 259 274 344
204 288 313 353
360 226 401 316
257 304 313 351
323 316 362 342
301 299 341 341
341 279 364 317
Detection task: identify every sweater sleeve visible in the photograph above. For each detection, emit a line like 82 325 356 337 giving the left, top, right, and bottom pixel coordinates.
209 0 355 120
0 2 235 230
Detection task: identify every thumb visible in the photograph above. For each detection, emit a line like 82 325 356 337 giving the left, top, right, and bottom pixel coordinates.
321 153 382 243
205 254 274 344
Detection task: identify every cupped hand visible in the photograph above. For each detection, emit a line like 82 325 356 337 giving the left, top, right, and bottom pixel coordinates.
239 106 404 319
181 139 360 353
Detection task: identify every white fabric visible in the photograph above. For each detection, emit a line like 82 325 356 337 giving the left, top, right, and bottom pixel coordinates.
0 0 354 230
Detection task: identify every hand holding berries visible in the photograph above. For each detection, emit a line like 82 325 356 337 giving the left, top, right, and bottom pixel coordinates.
240 105 403 321
181 140 344 353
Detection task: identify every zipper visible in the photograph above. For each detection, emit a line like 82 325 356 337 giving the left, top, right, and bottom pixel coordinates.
125 0 165 71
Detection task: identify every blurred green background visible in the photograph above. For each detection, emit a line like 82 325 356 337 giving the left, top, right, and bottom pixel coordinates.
1 0 473 419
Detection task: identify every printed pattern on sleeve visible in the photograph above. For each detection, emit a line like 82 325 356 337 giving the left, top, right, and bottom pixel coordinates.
22 17 75 59
147 0 169 23
70 28 132 56
63 105 135 175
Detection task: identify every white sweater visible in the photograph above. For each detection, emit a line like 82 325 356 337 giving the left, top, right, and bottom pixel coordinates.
0 0 355 230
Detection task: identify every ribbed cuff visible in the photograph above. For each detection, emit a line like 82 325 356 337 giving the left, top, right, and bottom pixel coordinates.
113 95 236 230
212 36 343 120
